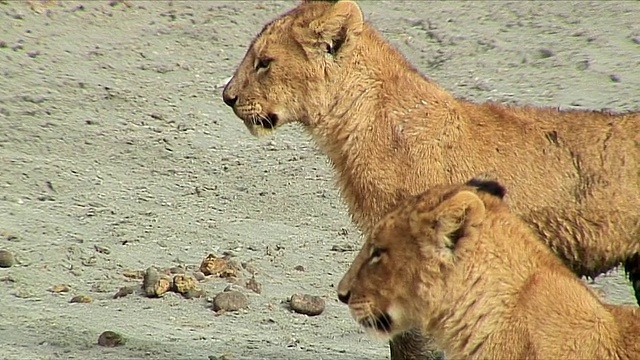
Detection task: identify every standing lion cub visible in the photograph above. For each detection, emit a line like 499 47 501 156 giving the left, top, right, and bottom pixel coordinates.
338 178 640 360
222 0 640 359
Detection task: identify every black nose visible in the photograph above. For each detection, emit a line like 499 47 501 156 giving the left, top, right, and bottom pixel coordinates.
222 92 237 107
338 291 351 304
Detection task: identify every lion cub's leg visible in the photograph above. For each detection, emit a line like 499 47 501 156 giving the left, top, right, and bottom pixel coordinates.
390 329 443 360
623 254 640 305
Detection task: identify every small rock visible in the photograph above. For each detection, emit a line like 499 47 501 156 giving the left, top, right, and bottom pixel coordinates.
0 230 18 241
172 274 199 294
97 331 125 347
9 11 25 20
0 40 7 48
245 276 262 294
209 353 233 360
331 244 356 252
182 288 206 299
13 288 34 298
108 0 132 7
91 282 111 293
142 267 171 297
286 335 299 348
69 295 92 303
241 261 258 275
192 271 206 281
167 266 185 275
37 193 55 201
80 256 96 267
50 284 70 293
632 36 640 45
289 293 325 316
200 254 226 275
184 264 199 272
223 283 244 293
576 59 590 71
610 74 621 83
200 254 240 278
27 50 40 58
94 244 110 254
122 269 144 280
0 250 15 268
538 48 554 59
293 265 305 272
212 291 248 312
148 112 165 121
113 286 135 299
22 95 45 104
0 275 15 283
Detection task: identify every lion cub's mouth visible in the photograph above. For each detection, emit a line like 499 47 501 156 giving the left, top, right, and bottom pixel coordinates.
359 312 393 333
259 114 279 129
251 114 278 129
244 113 279 137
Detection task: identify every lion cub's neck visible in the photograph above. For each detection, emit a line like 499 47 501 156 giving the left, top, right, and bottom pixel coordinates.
307 25 469 235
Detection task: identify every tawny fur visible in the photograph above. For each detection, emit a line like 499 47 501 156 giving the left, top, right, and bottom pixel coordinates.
337 181 640 360
222 0 640 283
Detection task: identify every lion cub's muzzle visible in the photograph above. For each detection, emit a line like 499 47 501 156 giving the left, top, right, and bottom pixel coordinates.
222 85 279 133
347 299 395 335
360 312 394 333
253 113 278 129
239 112 279 137
229 104 279 136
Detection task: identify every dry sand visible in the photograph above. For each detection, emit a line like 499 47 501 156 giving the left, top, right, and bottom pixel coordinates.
0 1 638 359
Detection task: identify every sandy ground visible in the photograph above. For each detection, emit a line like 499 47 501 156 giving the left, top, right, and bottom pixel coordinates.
0 1 639 359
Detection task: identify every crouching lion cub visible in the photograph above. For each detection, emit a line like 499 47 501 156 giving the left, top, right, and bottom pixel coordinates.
338 178 640 360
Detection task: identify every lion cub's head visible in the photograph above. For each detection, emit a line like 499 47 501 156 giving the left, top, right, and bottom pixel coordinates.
222 0 365 136
336 178 507 340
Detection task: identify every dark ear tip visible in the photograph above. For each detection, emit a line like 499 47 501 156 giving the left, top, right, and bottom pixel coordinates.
465 177 506 199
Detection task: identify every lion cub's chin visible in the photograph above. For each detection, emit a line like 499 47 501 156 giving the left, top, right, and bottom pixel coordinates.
363 326 394 342
242 113 283 137
359 305 409 342
246 124 275 137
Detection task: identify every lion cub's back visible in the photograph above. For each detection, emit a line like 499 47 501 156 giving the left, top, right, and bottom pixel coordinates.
540 108 640 210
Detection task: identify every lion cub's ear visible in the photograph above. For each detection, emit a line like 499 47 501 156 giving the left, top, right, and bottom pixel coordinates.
411 191 486 250
465 176 506 199
308 1 364 55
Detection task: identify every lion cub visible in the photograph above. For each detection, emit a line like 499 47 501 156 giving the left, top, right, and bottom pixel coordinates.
338 178 640 360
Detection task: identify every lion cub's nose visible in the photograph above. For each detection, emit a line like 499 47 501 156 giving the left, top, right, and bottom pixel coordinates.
338 291 351 304
222 92 238 107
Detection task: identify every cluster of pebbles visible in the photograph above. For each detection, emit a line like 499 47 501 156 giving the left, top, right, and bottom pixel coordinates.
1 249 325 348
134 253 325 316
96 253 262 311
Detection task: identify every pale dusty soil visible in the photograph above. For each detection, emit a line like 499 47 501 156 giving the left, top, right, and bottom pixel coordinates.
0 1 638 359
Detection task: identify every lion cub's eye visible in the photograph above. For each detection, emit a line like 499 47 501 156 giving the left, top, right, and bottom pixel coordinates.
255 57 272 72
369 247 385 264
